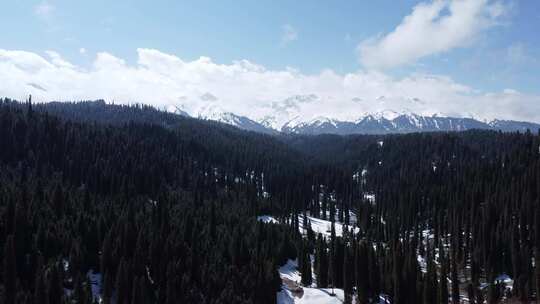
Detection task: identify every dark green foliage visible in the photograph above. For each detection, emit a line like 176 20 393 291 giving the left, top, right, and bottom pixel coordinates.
0 100 292 303
3 235 16 304
1 98 540 303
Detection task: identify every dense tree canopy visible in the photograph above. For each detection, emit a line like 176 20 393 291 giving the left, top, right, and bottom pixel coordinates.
1 98 540 303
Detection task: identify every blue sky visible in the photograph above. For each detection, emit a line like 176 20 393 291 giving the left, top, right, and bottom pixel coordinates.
3 1 420 70
1 0 540 123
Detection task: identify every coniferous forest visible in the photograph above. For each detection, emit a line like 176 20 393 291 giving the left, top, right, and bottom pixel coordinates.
1 98 540 303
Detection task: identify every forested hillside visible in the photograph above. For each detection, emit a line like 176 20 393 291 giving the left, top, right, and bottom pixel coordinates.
1 99 540 303
0 99 306 303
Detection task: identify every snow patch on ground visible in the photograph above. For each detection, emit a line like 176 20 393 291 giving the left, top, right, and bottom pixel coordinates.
258 213 360 239
277 259 345 304
257 215 279 224
279 259 301 282
277 284 345 304
294 288 344 304
299 214 359 238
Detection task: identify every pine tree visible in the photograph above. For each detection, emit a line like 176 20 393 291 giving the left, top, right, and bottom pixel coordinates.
535 247 540 304
47 263 63 304
451 254 459 304
424 252 437 304
3 235 17 304
329 242 335 295
316 236 328 288
166 263 178 304
34 271 46 304
102 272 113 304
356 243 369 304
115 258 129 304
438 254 449 304
467 283 475 304
301 245 313 286
343 247 353 304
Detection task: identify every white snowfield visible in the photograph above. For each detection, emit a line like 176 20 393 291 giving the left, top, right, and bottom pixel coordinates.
277 287 345 304
298 214 360 238
257 214 360 238
277 259 345 304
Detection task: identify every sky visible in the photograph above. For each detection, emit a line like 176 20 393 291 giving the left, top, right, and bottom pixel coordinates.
1 0 540 124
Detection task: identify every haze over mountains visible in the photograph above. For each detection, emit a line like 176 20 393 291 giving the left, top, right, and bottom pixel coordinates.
167 95 540 135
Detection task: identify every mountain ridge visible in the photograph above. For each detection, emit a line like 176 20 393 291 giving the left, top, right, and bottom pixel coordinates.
185 106 540 135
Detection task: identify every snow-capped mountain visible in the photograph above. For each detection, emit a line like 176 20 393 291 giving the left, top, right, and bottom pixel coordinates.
168 102 540 135
195 104 276 134
281 113 540 135
257 94 321 130
282 117 358 135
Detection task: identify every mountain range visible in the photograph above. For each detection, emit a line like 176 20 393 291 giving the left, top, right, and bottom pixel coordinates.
176 106 540 135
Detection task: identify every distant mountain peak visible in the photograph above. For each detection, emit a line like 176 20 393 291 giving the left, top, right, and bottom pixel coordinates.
167 102 540 136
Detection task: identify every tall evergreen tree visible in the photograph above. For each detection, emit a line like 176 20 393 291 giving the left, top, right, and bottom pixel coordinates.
3 235 17 304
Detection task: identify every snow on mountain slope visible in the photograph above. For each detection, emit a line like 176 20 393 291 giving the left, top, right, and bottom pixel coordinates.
284 112 540 135
195 104 276 134
372 110 402 121
281 116 354 135
167 99 540 136
195 104 232 122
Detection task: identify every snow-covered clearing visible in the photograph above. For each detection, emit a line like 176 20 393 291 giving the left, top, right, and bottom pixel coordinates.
257 214 360 238
277 259 345 304
277 287 345 304
298 214 360 238
257 216 364 303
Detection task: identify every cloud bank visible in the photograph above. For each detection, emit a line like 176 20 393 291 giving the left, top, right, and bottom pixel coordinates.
358 0 509 69
1 48 539 124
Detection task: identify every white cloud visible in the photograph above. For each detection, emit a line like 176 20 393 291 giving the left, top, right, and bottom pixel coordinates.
0 48 539 124
79 48 87 55
281 24 298 45
45 51 76 69
34 1 55 21
358 0 509 69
